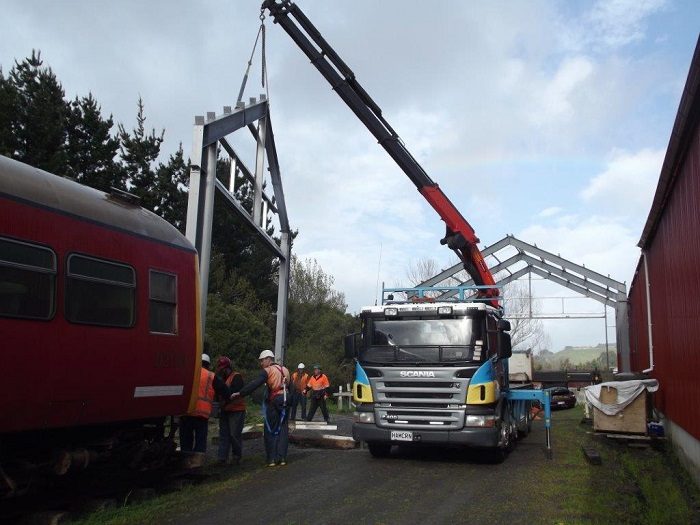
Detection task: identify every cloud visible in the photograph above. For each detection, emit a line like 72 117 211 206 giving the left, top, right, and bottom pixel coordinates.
586 0 669 49
581 148 664 214
532 56 595 125
538 207 563 218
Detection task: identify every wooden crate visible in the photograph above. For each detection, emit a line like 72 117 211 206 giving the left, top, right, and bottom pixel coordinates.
593 386 648 435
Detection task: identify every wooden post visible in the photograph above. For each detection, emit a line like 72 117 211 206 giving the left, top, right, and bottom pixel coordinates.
338 385 343 411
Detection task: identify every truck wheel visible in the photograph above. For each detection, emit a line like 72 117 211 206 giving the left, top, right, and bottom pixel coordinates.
517 411 532 438
367 442 391 458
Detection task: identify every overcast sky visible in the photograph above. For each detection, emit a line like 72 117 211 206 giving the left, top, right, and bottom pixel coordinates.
2 1 698 353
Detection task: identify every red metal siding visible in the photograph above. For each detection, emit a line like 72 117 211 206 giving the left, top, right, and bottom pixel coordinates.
627 259 650 373
629 121 700 440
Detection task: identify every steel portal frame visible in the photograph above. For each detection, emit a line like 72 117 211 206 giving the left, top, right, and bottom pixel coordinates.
417 235 631 371
186 97 291 362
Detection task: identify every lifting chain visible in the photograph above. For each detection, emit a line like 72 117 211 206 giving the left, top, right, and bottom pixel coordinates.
236 10 270 106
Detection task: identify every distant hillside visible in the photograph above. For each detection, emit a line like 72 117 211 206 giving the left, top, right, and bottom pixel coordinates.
535 344 616 371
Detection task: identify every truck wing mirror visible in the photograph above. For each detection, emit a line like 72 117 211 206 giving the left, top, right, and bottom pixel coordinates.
498 331 512 360
344 333 358 359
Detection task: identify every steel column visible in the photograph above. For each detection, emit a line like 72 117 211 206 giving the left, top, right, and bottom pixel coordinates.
253 116 268 227
275 231 291 362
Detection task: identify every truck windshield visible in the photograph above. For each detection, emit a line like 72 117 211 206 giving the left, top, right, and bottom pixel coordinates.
361 317 482 364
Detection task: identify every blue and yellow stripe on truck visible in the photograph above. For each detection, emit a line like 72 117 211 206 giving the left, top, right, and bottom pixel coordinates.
353 361 373 403
466 358 499 404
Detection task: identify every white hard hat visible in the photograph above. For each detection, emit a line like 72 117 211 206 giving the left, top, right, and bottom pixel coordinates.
202 353 211 364
258 349 275 360
298 363 305 369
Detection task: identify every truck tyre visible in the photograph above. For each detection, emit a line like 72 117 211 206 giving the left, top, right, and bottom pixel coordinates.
367 442 391 458
517 410 532 438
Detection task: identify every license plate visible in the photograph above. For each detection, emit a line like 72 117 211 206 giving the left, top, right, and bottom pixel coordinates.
390 431 413 442
557 401 565 406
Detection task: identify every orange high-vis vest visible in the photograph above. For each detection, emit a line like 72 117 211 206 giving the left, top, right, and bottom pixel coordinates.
190 367 215 419
224 371 246 412
265 364 290 400
291 371 309 392
307 373 330 391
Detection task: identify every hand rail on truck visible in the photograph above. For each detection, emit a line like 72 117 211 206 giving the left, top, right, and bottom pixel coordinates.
506 388 553 459
382 285 502 305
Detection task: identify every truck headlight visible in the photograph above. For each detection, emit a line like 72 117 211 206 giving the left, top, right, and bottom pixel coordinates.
465 415 496 428
354 411 375 424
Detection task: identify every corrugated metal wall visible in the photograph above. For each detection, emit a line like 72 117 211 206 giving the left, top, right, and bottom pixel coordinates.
628 122 700 440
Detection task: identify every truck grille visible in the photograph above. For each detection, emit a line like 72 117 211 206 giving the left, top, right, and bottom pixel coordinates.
371 369 473 430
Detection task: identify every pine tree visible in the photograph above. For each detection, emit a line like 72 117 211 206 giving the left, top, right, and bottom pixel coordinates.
154 144 189 231
0 67 17 157
118 97 163 211
65 93 123 191
6 50 68 174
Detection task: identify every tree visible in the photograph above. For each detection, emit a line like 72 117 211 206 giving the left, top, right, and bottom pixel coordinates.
289 256 346 310
65 93 123 191
205 252 275 370
406 257 439 286
286 256 357 386
500 280 548 352
0 67 17 157
118 96 163 211
5 50 68 174
153 144 189 231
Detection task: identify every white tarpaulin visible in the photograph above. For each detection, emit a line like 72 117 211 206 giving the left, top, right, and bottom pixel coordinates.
584 379 659 416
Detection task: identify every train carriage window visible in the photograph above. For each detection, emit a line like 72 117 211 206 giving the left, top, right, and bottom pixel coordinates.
149 270 177 334
65 254 135 327
0 237 56 320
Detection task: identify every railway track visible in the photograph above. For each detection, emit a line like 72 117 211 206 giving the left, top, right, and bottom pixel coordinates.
0 454 211 524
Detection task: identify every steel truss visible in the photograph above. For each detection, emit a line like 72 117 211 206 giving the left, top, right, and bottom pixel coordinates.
417 235 630 370
186 96 291 362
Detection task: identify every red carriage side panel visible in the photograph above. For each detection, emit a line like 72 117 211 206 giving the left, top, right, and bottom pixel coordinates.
0 156 199 434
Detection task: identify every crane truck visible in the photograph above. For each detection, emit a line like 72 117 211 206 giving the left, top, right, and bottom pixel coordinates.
262 0 552 460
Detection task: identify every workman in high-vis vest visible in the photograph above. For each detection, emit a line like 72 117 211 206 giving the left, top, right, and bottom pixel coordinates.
231 350 290 467
290 363 309 420
180 354 216 453
215 356 246 465
305 364 331 424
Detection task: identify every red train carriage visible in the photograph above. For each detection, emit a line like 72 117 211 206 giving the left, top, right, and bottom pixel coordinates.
0 155 201 491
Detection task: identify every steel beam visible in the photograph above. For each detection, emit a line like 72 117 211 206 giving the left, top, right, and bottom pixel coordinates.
202 101 267 147
214 180 284 259
529 267 614 307
274 231 292 361
264 112 290 232
521 255 618 301
508 237 626 292
253 116 268 227
218 138 278 214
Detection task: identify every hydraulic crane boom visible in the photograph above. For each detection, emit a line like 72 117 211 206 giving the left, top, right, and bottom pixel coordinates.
262 0 499 307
